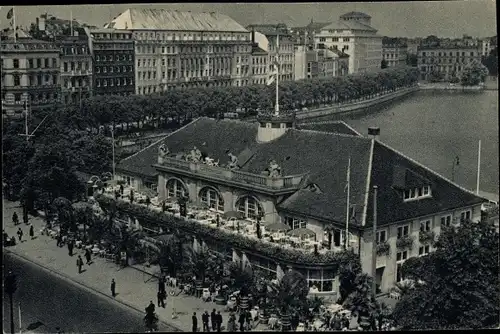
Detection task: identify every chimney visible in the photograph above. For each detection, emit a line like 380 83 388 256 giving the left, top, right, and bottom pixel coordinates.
251 28 255 44
368 127 380 140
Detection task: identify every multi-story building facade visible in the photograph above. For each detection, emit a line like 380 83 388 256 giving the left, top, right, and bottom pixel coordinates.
1 30 60 117
112 116 486 295
291 19 331 48
315 12 383 74
250 41 268 85
417 45 481 81
305 49 349 79
294 45 307 81
56 28 93 104
86 28 135 96
105 8 252 93
382 37 408 68
480 36 497 57
247 24 295 82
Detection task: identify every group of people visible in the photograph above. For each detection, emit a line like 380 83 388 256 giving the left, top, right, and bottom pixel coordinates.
3 212 36 247
192 309 223 332
320 312 351 331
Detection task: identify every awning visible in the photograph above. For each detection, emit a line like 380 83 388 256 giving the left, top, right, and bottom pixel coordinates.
266 222 291 232
222 211 244 220
286 228 316 238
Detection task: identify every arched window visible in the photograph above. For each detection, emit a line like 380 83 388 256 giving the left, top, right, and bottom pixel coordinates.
236 196 263 221
166 178 188 199
199 187 224 212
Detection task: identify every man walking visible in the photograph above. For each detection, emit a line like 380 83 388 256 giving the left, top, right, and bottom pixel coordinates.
17 227 23 242
216 311 223 332
29 224 34 240
111 279 116 297
77 255 83 274
158 276 166 294
202 310 210 332
211 309 217 331
68 239 74 256
192 312 198 332
157 290 165 308
84 248 92 264
238 312 246 332
12 212 19 225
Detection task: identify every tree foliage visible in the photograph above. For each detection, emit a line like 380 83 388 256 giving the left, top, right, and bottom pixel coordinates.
481 47 498 76
393 220 500 330
461 61 489 86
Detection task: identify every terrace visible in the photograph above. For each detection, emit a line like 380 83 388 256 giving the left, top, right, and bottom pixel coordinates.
97 186 355 266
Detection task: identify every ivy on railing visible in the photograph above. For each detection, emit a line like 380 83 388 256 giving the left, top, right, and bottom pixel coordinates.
418 230 436 244
95 194 360 270
376 241 391 256
396 235 414 250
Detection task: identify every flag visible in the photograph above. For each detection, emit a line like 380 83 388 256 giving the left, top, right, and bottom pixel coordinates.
6 7 13 20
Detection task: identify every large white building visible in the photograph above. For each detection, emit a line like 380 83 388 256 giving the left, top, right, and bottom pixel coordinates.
314 12 383 74
105 8 253 93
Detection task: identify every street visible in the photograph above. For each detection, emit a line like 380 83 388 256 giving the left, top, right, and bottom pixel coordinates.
2 253 161 333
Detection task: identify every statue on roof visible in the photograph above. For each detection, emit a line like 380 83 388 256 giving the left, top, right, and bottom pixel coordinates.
267 159 282 178
158 143 169 164
227 152 239 170
186 146 202 163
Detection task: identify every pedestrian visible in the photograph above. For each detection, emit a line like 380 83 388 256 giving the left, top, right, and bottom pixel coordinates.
29 224 34 240
77 255 83 274
111 279 116 297
17 227 23 242
12 212 19 225
68 239 74 256
216 311 223 332
85 248 91 264
157 290 165 308
238 312 245 332
202 310 210 332
120 184 124 195
146 300 155 314
159 276 166 294
227 313 236 332
211 309 217 331
56 232 62 247
192 312 198 332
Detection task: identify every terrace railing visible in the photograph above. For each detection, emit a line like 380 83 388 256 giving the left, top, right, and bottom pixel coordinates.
155 157 305 192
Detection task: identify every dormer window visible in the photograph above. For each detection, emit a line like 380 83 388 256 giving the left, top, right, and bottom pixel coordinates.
403 185 432 202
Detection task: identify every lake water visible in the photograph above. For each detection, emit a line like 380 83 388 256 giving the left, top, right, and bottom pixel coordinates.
345 90 499 195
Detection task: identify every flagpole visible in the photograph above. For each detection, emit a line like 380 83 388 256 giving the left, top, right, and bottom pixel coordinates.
274 33 280 116
476 140 481 194
24 100 29 141
70 9 73 37
345 156 351 250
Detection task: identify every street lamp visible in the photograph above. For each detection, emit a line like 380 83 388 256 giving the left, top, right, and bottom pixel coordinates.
5 270 17 334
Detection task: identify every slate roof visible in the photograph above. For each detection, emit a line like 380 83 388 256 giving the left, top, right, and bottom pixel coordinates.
298 121 361 137
118 117 487 228
321 20 377 32
108 9 248 32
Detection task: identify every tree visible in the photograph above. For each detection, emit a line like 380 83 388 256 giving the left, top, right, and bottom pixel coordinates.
268 270 309 329
381 59 388 69
481 47 498 76
393 219 500 330
461 61 489 86
342 273 379 330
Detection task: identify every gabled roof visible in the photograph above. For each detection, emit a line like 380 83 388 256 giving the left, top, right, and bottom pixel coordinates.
118 118 486 227
364 141 485 227
321 20 377 32
107 9 248 32
298 121 361 136
340 11 372 18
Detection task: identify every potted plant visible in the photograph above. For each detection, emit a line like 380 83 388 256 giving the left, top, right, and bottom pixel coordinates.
396 235 414 250
376 241 391 256
418 230 435 244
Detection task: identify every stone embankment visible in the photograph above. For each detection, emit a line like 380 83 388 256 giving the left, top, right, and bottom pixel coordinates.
418 83 485 91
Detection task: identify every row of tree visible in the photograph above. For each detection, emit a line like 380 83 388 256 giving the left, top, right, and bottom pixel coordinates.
481 47 498 77
53 67 420 134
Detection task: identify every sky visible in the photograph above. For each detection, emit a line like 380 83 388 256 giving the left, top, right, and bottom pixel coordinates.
0 1 497 38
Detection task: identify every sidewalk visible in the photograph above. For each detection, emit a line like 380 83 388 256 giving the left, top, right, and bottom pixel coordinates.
2 199 238 332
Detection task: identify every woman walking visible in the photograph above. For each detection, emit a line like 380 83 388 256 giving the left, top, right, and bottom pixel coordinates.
29 224 34 240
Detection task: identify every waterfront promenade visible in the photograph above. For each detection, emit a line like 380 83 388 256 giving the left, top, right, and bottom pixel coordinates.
2 199 236 332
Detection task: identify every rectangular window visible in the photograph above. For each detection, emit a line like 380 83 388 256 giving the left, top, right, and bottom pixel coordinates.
284 216 307 230
418 245 430 256
13 59 19 68
440 214 452 227
376 230 387 243
460 210 471 222
396 250 408 282
397 225 410 239
420 220 431 232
